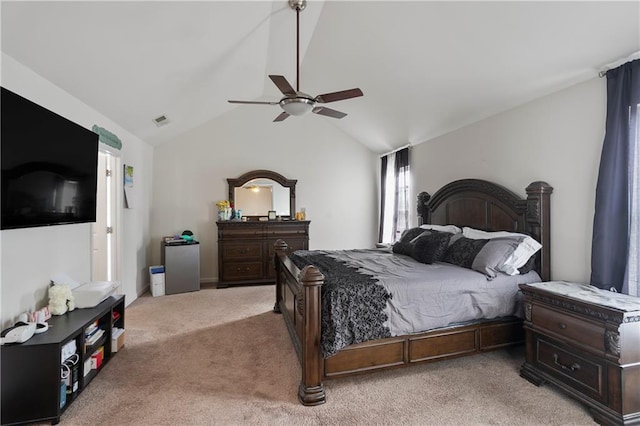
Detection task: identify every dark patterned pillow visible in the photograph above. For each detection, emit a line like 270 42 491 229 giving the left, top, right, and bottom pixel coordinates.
518 254 537 275
392 227 427 255
442 237 490 269
411 231 452 264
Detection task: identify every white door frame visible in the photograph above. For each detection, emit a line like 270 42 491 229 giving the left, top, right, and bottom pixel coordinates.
92 148 122 288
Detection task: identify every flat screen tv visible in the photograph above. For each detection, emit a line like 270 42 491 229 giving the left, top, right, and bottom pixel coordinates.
1 87 99 230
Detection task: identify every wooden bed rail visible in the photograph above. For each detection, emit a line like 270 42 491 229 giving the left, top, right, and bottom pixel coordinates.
274 239 326 405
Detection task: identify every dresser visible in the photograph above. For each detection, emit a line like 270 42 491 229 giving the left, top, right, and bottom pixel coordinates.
217 220 310 287
519 281 640 426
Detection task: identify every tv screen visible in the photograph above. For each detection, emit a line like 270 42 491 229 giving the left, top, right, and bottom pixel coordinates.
1 87 99 230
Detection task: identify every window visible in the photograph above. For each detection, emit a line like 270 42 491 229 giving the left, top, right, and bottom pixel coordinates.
591 59 639 296
379 147 410 244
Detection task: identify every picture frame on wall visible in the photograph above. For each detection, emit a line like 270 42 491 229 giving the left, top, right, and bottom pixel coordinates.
124 164 134 208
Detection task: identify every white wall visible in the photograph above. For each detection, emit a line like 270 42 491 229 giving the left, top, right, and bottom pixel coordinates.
1 54 154 328
412 77 605 283
151 105 378 282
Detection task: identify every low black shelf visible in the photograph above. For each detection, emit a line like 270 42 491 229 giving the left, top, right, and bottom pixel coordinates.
1 294 125 425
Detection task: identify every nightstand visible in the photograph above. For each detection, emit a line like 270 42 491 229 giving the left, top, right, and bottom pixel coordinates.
519 281 640 426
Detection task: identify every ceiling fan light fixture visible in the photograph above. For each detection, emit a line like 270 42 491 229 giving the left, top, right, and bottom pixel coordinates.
227 0 362 121
279 97 315 116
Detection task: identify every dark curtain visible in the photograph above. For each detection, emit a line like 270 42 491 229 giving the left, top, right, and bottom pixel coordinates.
378 155 388 243
392 148 410 240
591 59 640 293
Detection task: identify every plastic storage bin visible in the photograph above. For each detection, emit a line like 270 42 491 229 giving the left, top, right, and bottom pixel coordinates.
149 265 165 297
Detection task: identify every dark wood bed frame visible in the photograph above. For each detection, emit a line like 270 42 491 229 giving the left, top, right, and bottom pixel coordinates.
274 179 553 405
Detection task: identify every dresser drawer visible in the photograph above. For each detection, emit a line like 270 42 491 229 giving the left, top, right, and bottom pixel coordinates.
222 242 263 260
222 261 263 281
267 238 307 257
532 305 605 352
265 224 308 239
266 238 308 279
535 336 606 403
219 226 264 239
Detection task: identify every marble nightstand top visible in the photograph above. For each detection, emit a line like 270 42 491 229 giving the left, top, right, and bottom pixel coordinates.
525 281 640 312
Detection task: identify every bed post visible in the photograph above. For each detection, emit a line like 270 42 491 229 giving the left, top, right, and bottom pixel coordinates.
273 240 288 313
417 191 431 225
525 181 553 281
298 265 326 406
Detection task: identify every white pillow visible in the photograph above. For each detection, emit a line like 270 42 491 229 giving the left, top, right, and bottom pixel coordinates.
462 227 541 275
419 224 462 234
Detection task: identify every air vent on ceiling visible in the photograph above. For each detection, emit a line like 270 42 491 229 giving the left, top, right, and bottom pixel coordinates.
152 115 170 127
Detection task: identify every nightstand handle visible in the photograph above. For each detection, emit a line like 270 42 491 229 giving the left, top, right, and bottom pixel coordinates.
558 323 567 329
553 354 581 372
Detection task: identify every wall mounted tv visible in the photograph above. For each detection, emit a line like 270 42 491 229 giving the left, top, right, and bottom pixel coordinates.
1 87 99 230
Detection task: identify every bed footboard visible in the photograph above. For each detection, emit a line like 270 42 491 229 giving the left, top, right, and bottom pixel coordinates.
274 240 326 405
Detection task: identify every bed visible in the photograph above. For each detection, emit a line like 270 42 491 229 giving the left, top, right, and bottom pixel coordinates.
273 179 553 405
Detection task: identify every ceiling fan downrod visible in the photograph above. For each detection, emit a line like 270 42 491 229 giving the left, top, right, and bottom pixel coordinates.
289 0 306 92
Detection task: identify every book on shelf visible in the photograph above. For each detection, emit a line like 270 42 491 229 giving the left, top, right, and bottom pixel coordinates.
85 320 99 336
84 328 104 347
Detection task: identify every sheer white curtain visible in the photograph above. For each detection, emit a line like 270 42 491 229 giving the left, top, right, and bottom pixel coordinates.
623 105 639 296
379 148 410 244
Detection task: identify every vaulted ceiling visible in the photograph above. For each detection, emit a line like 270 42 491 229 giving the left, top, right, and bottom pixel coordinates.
2 1 638 153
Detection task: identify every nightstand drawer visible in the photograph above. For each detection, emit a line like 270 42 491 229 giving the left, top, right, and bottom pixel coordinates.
532 305 604 352
536 337 605 402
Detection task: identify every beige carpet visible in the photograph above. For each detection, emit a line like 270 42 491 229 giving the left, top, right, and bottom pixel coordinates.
59 285 595 425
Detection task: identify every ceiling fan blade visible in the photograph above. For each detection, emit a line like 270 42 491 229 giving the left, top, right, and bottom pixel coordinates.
228 100 279 105
274 111 290 122
269 75 297 96
312 106 347 119
315 88 363 104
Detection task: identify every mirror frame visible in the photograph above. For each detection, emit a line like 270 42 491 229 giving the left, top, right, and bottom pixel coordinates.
228 170 297 219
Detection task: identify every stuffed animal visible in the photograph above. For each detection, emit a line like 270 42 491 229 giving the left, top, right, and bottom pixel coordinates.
48 283 76 315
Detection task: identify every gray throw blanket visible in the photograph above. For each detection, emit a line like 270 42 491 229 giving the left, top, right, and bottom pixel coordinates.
290 250 391 358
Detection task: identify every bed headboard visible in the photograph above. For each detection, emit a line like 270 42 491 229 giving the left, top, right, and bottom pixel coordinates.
417 179 553 281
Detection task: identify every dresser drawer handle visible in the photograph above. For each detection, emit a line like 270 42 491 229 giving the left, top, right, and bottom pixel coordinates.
558 323 567 330
553 354 581 372
236 267 252 272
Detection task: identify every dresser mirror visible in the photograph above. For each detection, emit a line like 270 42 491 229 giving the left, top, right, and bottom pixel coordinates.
228 170 296 219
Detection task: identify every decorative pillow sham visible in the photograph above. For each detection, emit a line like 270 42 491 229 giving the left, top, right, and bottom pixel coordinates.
461 227 542 275
517 255 537 275
443 236 529 279
419 224 462 234
410 231 452 264
469 237 527 278
392 227 427 255
442 237 490 269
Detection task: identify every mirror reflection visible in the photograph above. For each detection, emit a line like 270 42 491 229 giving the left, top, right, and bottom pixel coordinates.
227 170 296 219
234 179 291 216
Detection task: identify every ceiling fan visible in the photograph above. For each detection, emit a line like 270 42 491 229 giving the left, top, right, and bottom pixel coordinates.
228 0 363 122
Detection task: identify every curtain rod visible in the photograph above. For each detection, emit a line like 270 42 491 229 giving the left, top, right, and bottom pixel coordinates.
598 51 640 78
380 144 411 158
